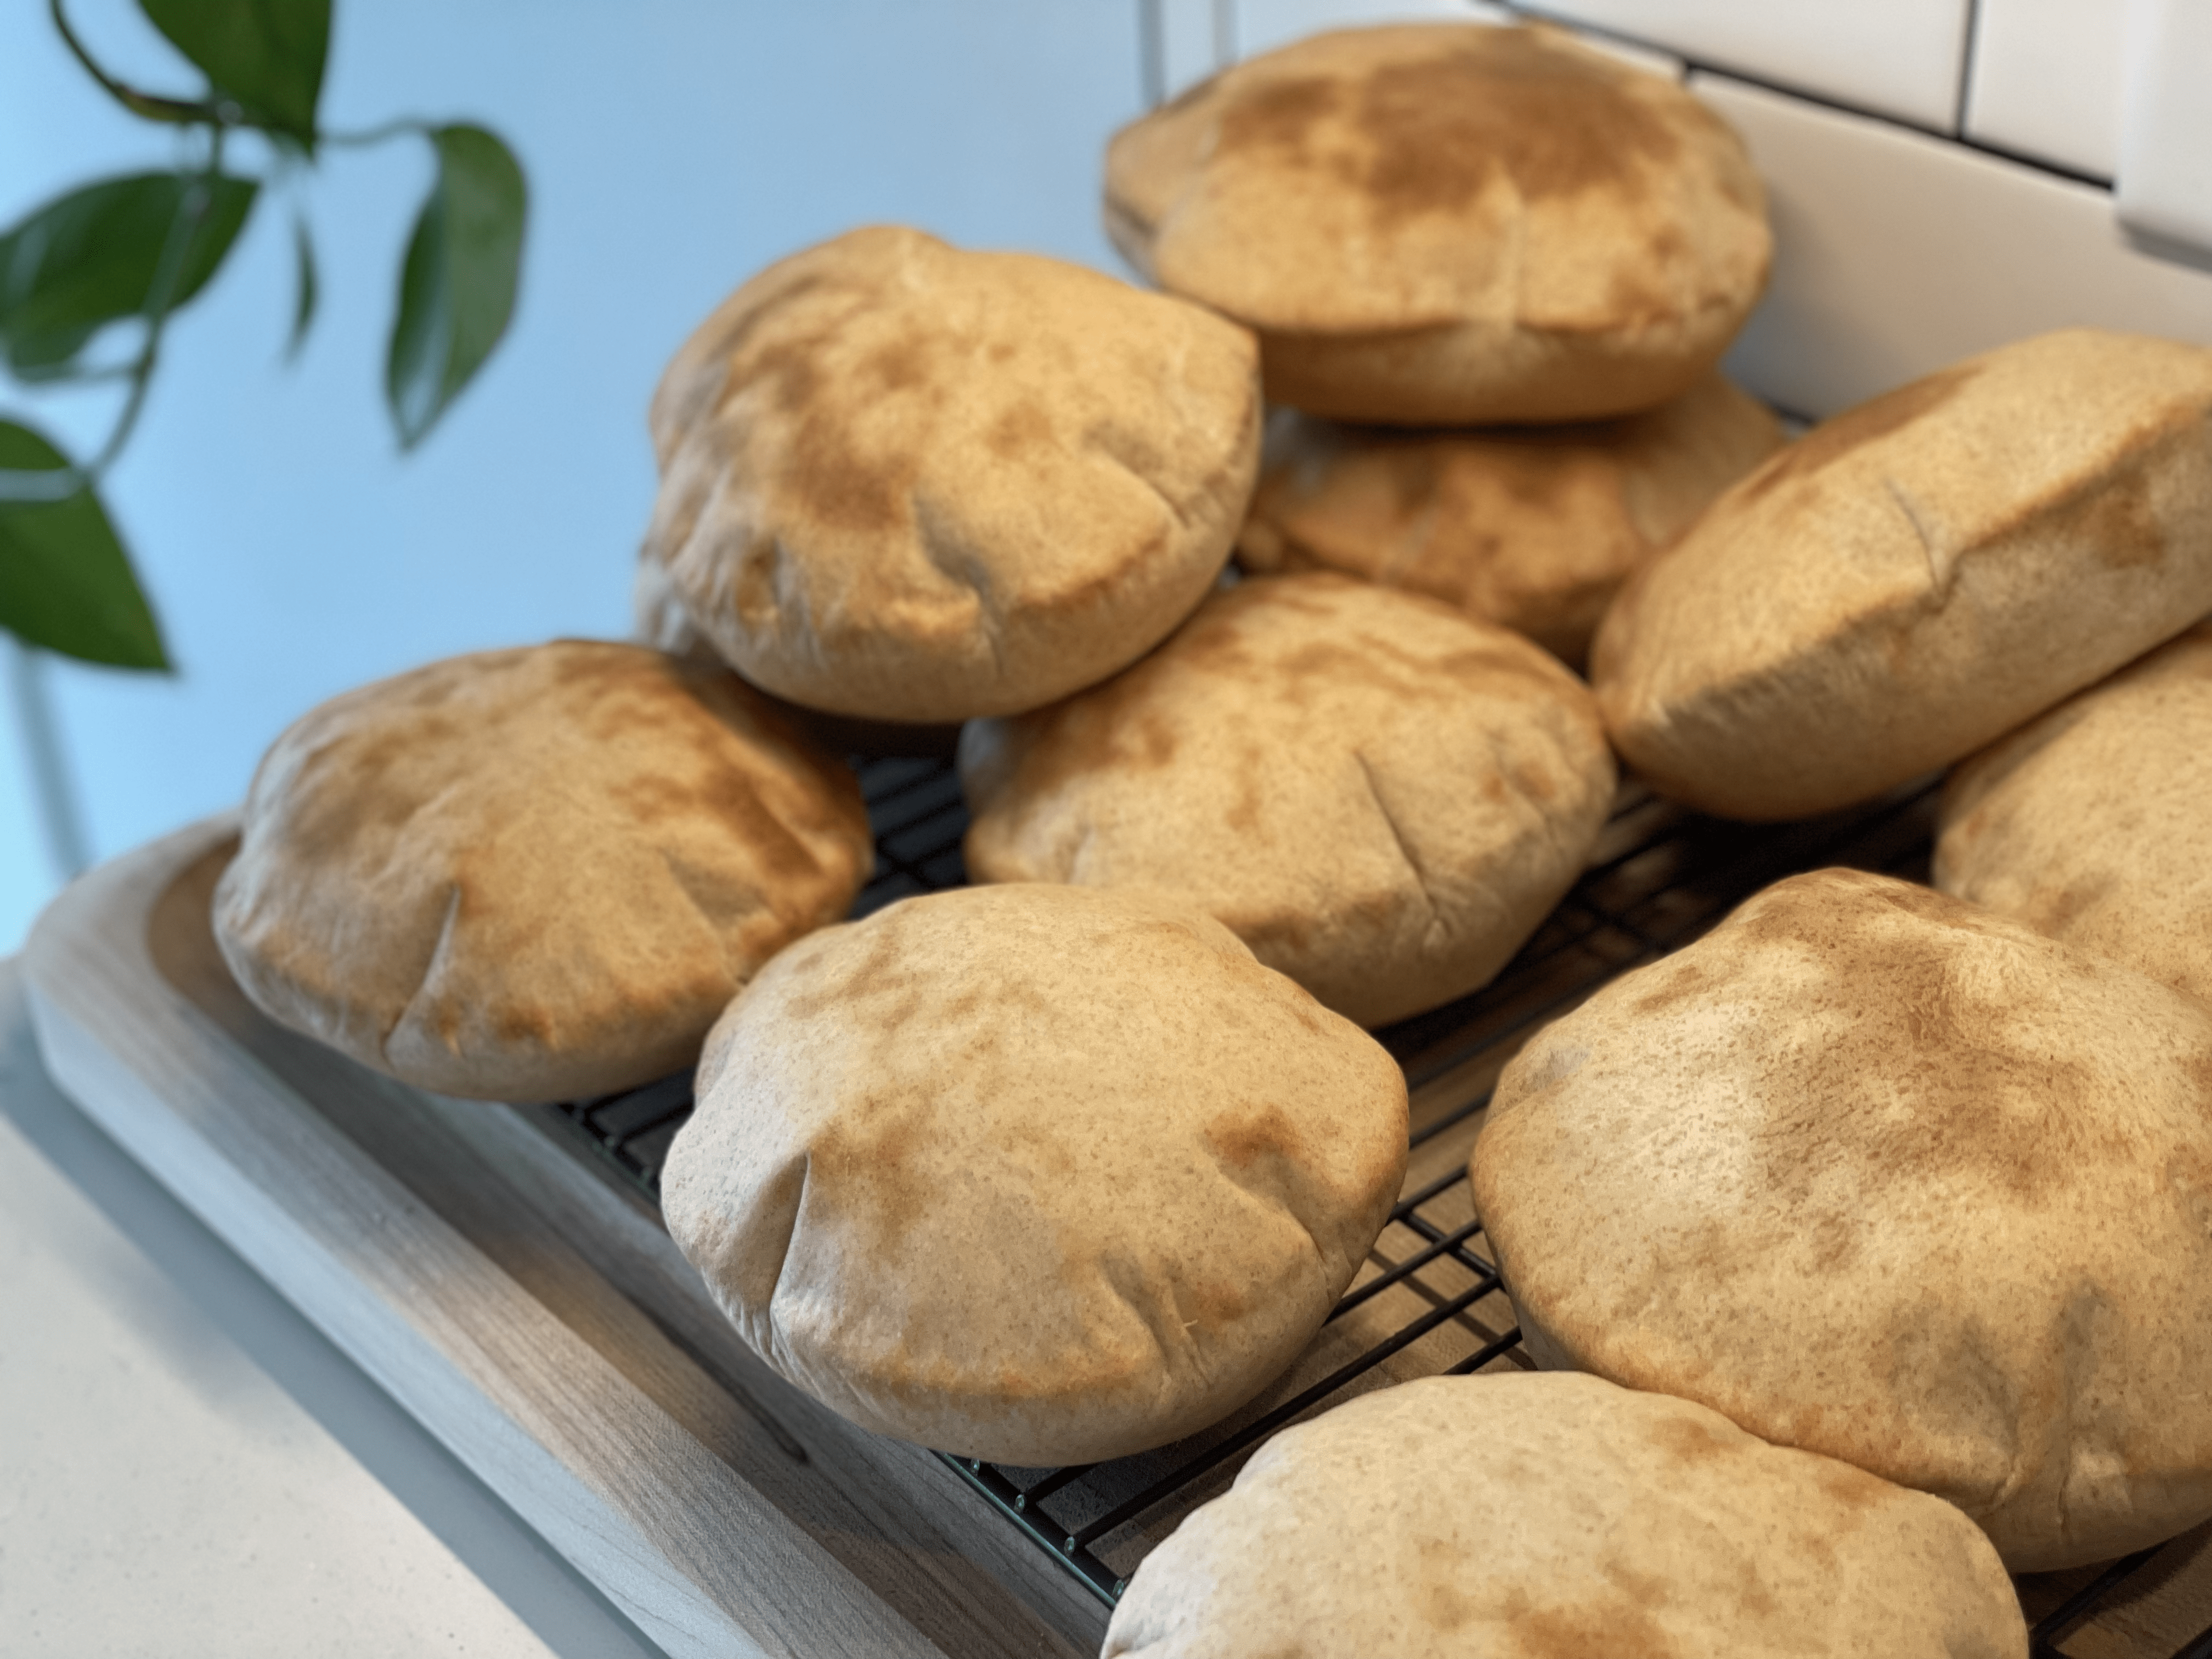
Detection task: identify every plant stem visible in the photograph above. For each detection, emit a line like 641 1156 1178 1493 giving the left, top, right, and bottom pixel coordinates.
47 0 230 127
0 129 226 505
318 117 433 149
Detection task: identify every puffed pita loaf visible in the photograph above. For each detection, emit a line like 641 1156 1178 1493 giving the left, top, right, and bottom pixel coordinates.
1104 1372 2027 1659
640 224 1261 722
960 572 1616 1028
1472 867 2212 1570
1105 22 1770 424
1236 373 1784 663
1938 621 2212 1002
212 641 872 1103
660 882 1408 1466
1593 328 2212 820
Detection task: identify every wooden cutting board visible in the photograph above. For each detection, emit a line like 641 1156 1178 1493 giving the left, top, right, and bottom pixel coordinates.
23 813 2212 1658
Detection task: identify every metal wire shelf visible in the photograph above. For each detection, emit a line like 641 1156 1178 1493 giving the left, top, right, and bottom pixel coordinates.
558 753 2205 1655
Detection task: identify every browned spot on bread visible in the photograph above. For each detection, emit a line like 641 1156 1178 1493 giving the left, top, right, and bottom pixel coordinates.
1643 1410 1734 1464
610 762 825 888
724 302 927 535
1725 876 2123 1216
2052 453 2165 570
859 333 933 394
1182 1274 1250 1326
986 398 1056 460
492 997 558 1048
1205 1102 1303 1170
810 1092 932 1249
1224 746 1264 833
1964 397 2198 566
1502 1581 1683 1658
1216 74 1344 161
786 400 916 536
1630 958 1721 1017
1815 1460 1890 1513
2023 874 2117 935
1422 1572 1481 1634
1742 366 1978 503
1352 37 1681 226
781 917 918 1022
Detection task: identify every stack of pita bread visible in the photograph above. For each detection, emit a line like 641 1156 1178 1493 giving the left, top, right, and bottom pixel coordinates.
207 10 2212 1648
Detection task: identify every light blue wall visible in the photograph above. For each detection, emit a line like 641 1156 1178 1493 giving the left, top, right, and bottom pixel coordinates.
0 0 1146 950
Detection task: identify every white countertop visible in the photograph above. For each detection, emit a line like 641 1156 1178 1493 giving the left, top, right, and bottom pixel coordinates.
0 956 667 1658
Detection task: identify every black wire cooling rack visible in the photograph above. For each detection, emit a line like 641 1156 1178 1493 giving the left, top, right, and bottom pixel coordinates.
560 753 2210 1657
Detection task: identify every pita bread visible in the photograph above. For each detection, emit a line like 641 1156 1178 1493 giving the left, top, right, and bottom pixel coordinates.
1593 328 2212 820
960 572 1616 1027
213 640 872 1103
640 225 1261 721
1938 622 2212 1003
661 882 1408 1465
1472 867 2212 1569
1104 22 1770 424
1104 1372 2027 1658
1236 373 1784 663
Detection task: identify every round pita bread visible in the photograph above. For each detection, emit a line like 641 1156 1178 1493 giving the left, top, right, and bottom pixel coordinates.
661 882 1408 1465
1235 373 1784 663
640 225 1261 722
960 573 1616 1028
1938 622 2212 1002
213 641 872 1103
1472 867 2212 1570
1105 1371 2026 1659
1593 328 2212 820
1104 22 1770 425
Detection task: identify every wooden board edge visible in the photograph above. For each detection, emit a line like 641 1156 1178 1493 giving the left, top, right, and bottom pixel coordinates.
20 820 949 1659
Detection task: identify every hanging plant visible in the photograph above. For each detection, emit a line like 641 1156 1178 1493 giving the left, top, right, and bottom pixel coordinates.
0 0 529 671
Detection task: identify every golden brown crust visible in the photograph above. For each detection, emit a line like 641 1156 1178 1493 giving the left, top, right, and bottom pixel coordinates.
1104 1373 2027 1658
960 572 1615 1027
640 225 1261 721
1937 620 2212 1000
661 883 1408 1465
1593 328 2212 820
1235 374 1784 663
212 640 873 1102
1472 867 2212 1569
1104 22 1771 424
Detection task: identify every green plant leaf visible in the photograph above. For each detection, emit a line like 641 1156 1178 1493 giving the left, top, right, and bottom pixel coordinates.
285 209 317 360
6 324 100 384
0 420 169 670
137 0 330 148
0 172 257 378
386 124 526 450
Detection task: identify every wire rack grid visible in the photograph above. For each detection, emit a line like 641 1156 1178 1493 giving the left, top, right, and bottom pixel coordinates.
558 753 2209 1657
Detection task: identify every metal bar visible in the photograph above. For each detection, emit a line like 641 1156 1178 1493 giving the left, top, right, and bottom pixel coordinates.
1066 1281 1496 1551
2026 1545 2161 1655
1329 1217 1489 1321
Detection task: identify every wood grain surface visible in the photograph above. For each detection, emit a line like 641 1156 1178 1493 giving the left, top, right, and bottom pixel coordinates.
22 813 2212 1657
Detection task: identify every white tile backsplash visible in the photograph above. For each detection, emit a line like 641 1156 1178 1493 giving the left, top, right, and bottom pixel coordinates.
1699 71 2212 419
2116 0 2212 256
1965 0 2126 179
1517 0 1973 131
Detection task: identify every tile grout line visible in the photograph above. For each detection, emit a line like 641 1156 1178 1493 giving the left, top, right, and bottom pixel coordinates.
1955 0 1985 140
